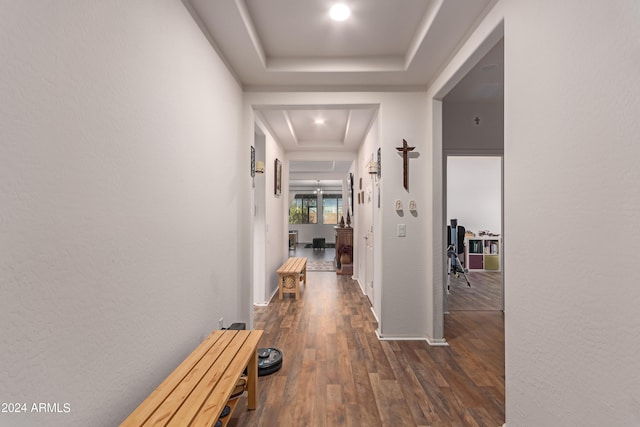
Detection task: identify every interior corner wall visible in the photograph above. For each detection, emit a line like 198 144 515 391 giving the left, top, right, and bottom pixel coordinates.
262 130 287 301
375 94 430 338
356 115 380 317
0 2 246 426
252 132 267 304
430 0 640 425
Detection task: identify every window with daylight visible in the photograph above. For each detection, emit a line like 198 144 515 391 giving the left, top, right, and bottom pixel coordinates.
322 194 343 225
289 194 317 224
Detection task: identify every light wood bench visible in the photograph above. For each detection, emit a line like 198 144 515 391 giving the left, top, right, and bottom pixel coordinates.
276 256 307 300
120 329 263 427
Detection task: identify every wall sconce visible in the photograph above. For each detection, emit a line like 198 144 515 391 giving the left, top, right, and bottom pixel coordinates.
255 161 265 174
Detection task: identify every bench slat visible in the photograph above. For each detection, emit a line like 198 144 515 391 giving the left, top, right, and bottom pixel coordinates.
144 331 241 426
277 257 306 274
187 332 262 426
120 331 229 426
120 330 263 427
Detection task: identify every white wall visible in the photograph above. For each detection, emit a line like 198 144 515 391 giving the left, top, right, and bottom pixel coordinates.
443 102 504 154
263 128 287 302
289 224 337 245
356 115 380 315
0 2 246 426
429 0 640 424
252 133 267 304
446 156 501 234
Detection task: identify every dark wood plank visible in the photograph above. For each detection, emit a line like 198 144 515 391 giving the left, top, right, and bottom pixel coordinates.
230 271 504 426
448 271 503 311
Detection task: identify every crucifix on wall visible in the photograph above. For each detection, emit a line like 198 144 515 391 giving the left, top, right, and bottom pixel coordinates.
396 139 415 191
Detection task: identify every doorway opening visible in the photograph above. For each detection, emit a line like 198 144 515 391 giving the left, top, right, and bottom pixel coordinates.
445 156 503 312
287 160 353 271
439 37 504 333
434 35 505 425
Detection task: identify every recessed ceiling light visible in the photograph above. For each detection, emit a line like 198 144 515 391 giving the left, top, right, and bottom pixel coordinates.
314 118 325 125
330 4 350 21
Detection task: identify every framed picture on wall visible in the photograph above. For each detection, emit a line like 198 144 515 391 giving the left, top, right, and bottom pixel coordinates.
349 172 354 214
274 158 282 196
250 146 255 177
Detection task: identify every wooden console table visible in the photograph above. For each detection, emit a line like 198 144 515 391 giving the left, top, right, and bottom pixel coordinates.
335 226 353 275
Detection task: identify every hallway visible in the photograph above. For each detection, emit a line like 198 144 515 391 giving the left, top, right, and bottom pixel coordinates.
230 271 504 426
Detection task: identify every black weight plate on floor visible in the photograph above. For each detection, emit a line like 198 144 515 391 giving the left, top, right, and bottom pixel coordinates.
257 347 283 376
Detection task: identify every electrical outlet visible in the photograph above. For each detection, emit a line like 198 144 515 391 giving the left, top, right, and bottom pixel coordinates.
218 317 224 329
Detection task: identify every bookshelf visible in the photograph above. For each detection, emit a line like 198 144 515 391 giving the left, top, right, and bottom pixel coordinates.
465 236 501 271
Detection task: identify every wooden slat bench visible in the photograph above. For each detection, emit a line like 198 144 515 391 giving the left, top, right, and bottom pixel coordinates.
121 329 263 427
276 256 307 300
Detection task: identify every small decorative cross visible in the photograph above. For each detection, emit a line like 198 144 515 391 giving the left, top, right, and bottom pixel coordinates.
474 116 480 125
396 139 415 191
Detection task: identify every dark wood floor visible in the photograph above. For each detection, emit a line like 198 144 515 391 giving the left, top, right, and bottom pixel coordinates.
230 270 504 426
447 271 503 311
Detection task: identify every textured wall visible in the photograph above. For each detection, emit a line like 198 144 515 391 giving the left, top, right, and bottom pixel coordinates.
446 156 502 234
0 1 244 426
356 115 380 318
503 0 640 424
430 0 640 424
264 131 287 302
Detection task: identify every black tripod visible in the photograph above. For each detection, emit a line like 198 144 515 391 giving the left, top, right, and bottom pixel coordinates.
447 244 471 292
447 219 471 293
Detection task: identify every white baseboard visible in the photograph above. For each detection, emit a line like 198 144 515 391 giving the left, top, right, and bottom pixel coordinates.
355 277 366 295
373 328 449 346
375 330 429 342
369 306 379 324
426 337 450 347
253 287 279 307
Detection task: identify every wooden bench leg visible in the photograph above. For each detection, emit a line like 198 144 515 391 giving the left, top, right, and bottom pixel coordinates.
247 346 258 410
278 274 283 300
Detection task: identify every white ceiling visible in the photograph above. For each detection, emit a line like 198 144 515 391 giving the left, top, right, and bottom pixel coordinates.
289 160 352 191
445 38 504 103
255 104 378 153
184 0 503 180
185 0 497 90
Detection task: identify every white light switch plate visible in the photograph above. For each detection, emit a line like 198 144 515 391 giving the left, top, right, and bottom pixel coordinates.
397 224 406 237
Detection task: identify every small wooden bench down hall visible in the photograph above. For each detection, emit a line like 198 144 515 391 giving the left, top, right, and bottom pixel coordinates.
120 329 263 427
276 256 307 300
